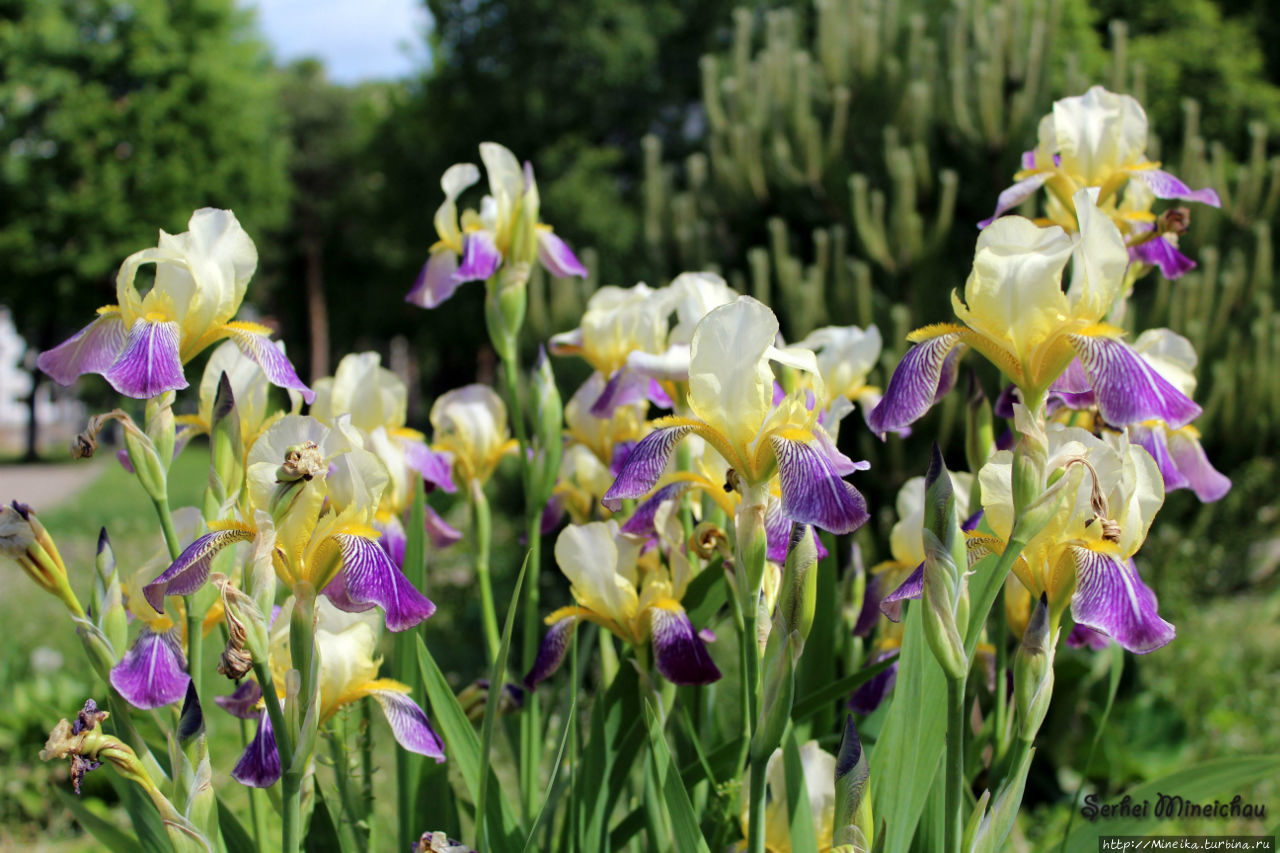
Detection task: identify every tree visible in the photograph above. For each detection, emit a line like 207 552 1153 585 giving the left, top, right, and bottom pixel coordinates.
0 0 289 458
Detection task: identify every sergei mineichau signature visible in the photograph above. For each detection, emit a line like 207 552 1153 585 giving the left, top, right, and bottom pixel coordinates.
1082 793 1268 821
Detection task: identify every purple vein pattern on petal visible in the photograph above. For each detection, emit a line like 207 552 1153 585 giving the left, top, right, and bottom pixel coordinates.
226 329 316 404
650 605 721 685
602 424 692 511
232 710 282 788
369 690 446 762
1130 234 1196 279
103 320 187 398
454 231 502 283
620 481 692 539
879 563 924 623
1070 548 1174 654
328 534 436 632
109 627 190 710
524 613 582 688
144 527 254 615
215 680 264 719
1133 169 1221 206
1068 334 1201 429
37 314 128 385
867 332 965 438
770 435 868 535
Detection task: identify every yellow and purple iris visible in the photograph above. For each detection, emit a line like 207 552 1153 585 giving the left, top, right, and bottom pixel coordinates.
405 143 587 309
525 516 720 687
217 599 444 788
981 86 1220 279
37 209 313 402
869 191 1201 437
144 415 435 633
605 297 868 536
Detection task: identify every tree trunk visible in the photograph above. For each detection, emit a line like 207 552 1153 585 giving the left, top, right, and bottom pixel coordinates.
23 377 40 462
305 239 329 382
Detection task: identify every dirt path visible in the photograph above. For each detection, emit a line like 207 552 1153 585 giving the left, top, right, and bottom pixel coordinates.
0 461 106 510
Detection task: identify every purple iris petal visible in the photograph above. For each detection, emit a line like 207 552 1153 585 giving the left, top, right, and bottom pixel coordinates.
770 435 869 535
406 250 462 309
852 572 883 637
601 424 692 511
811 427 869 477
1020 149 1037 170
144 527 254 615
524 614 581 688
879 563 924 623
978 172 1052 228
867 332 966 438
539 494 566 536
1049 359 1096 410
376 516 408 569
1066 623 1110 650
369 690 446 762
649 605 721 685
403 441 457 493
226 329 316 404
647 379 673 409
1132 169 1222 207
1130 233 1196 279
620 482 692 539
454 231 502 283
1068 334 1202 429
993 384 1018 419
109 626 190 710
764 500 829 564
536 229 588 278
609 441 636 477
1166 428 1231 502
848 651 899 715
1127 423 1189 493
102 319 187 399
590 369 647 418
215 680 263 719
325 534 436 632
232 710 281 788
772 381 786 407
1070 549 1174 654
37 313 128 385
424 505 464 548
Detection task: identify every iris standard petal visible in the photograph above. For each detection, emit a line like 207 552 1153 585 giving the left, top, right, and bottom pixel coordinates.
215 680 263 719
589 368 649 418
327 534 436 632
1130 234 1196 279
232 709 281 788
770 435 869 535
537 229 588 278
1068 333 1202 429
978 172 1051 228
369 689 446 762
454 231 502 283
601 423 693 511
879 563 924 622
649 602 721 685
1069 548 1174 654
144 526 255 615
406 250 462 309
1131 169 1222 207
867 329 965 437
103 319 188 398
109 626 190 710
224 326 316 404
37 313 128 385
524 612 582 688
1167 428 1231 502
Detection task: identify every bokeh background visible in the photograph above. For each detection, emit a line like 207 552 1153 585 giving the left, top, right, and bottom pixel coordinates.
1 0 1278 848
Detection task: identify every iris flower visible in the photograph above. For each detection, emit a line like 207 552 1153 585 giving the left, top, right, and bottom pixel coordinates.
38 209 313 402
737 740 836 852
406 144 587 309
981 86 1219 278
221 599 443 788
525 517 720 686
429 384 517 488
604 297 868 536
869 191 1201 437
976 414 1173 653
144 415 435 633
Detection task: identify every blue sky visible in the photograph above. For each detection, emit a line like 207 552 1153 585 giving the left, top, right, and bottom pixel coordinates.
246 0 431 84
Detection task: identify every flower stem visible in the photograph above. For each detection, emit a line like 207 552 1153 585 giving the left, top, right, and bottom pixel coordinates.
252 659 298 853
747 752 768 853
945 675 966 853
469 483 500 664
151 496 203 706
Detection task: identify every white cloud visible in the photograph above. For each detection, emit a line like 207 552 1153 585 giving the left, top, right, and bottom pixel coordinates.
247 0 431 84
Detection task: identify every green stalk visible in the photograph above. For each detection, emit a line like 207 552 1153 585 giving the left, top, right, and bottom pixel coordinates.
992 584 1010 761
470 483 501 664
747 755 768 853
945 676 966 853
151 496 203 705
327 719 364 852
251 659 298 853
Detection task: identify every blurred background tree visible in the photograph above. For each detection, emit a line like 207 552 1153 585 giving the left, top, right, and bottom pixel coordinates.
0 0 289 459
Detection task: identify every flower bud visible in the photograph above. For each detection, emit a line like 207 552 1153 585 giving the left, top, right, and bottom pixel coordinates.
833 714 873 850
144 392 177 473
776 524 819 643
921 446 970 679
529 347 563 507
485 263 530 362
750 624 802 763
735 483 771 607
1013 594 1056 741
94 528 128 656
1 502 82 616
208 372 244 506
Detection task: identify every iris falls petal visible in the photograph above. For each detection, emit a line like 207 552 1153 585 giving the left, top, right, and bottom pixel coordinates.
1132 169 1222 206
327 534 436 631
37 313 128 385
524 613 582 688
225 327 316 404
770 435 869 535
406 250 462 309
232 709 282 788
601 424 693 511
1130 234 1196 279
879 564 924 622
1068 334 1201 429
1070 548 1174 654
867 330 965 437
369 689 446 762
649 602 721 685
144 526 255 615
103 319 187 398
109 626 190 710
537 229 588 278
454 230 502 282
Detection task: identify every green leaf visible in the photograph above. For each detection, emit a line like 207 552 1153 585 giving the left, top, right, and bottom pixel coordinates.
783 729 819 852
215 797 256 853
577 655 643 850
303 787 346 853
643 701 712 853
397 476 428 852
1059 643 1124 851
522 694 577 853
792 653 898 723
1060 756 1280 853
870 602 948 853
477 555 527 852
415 636 523 852
53 787 139 853
109 773 171 853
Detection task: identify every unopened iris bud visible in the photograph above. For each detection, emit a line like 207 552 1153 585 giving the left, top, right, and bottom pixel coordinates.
208 373 244 504
94 529 127 655
485 263 531 363
1014 594 1056 741
777 524 818 643
833 714 873 851
457 679 526 723
749 623 801 763
921 446 970 679
529 347 563 507
73 409 169 501
1 502 82 617
735 483 771 605
144 392 177 473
